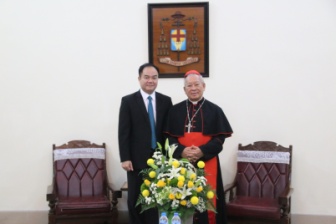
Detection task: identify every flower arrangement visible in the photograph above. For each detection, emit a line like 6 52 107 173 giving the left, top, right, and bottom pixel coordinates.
136 139 216 222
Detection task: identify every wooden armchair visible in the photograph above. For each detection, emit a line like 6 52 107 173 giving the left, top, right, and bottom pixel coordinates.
46 140 122 224
224 141 293 224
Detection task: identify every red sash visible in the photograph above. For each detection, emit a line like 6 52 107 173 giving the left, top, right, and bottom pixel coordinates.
178 132 217 224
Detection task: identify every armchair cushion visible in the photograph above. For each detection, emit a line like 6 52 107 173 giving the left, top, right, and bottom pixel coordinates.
227 196 280 220
56 196 111 215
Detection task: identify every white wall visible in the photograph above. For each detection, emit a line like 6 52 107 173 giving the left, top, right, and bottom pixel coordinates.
1 0 335 216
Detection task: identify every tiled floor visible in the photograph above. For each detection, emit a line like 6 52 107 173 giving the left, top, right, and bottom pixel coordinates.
0 211 336 224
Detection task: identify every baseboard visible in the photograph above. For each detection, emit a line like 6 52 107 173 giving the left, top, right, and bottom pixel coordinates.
0 211 335 224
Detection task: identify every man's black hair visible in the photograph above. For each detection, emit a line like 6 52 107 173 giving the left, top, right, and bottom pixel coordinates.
138 63 160 76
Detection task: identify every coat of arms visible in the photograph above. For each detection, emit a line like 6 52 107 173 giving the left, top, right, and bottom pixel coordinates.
157 11 200 69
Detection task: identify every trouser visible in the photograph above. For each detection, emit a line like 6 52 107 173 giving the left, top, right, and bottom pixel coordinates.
127 170 158 224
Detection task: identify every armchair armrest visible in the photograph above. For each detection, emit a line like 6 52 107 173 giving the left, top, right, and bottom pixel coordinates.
46 184 56 202
107 182 122 210
224 182 235 192
278 187 293 218
278 187 294 205
121 181 128 191
46 184 57 215
224 182 237 202
107 182 122 197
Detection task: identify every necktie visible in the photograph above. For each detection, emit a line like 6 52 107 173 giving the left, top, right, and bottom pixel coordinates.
147 96 157 149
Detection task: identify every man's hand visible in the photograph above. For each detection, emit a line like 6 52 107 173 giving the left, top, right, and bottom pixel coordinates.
182 146 194 160
182 145 204 163
121 160 133 171
190 145 204 162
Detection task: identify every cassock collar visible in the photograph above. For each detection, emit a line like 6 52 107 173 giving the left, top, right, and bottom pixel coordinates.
188 97 205 105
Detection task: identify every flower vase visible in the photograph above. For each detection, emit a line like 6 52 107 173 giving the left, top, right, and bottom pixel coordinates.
159 210 193 224
182 215 193 224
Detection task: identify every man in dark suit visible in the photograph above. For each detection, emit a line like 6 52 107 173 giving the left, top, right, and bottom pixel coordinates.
118 63 173 224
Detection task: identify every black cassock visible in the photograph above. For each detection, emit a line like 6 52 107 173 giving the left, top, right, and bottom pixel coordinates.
165 98 233 224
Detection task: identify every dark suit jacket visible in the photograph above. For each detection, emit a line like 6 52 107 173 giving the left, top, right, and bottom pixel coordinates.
118 90 172 170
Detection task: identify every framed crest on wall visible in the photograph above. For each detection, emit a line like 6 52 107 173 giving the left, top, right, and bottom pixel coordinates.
148 2 209 78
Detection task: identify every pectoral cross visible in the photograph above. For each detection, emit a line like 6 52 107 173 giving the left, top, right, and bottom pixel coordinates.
185 122 192 133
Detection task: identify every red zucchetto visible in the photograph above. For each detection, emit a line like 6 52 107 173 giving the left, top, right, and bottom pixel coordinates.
184 70 201 77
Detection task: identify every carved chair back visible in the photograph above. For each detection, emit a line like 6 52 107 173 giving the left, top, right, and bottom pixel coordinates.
236 141 292 199
53 140 107 199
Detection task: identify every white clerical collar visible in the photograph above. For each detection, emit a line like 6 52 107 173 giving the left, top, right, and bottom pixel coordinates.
189 98 204 105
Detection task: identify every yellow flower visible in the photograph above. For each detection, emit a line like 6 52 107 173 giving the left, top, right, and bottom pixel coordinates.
187 181 194 188
180 167 186 175
176 192 182 199
147 158 154 166
177 175 185 182
177 180 184 188
197 161 205 169
144 179 151 186
172 160 180 168
189 173 196 180
207 191 215 199
169 193 175 200
190 196 199 205
156 180 166 188
149 171 156 178
196 186 203 192
142 189 150 197
180 200 187 206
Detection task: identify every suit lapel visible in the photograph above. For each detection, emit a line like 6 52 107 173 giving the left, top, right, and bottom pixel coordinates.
135 91 150 122
155 92 162 124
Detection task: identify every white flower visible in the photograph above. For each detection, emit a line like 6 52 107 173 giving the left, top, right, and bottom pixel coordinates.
176 184 193 200
194 197 207 212
167 143 178 159
152 151 163 160
171 199 180 208
166 166 182 180
145 196 153 205
195 176 207 186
